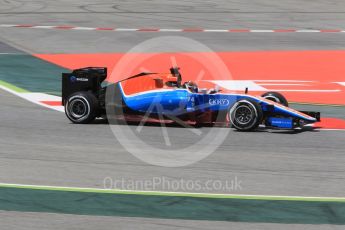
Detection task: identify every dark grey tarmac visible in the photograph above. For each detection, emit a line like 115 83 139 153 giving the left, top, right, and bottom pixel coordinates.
1 0 345 229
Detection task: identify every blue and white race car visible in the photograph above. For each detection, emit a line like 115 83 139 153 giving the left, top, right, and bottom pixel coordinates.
62 67 320 131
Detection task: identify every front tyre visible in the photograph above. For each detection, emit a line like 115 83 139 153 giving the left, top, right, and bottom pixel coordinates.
229 99 263 131
65 91 99 124
261 92 289 107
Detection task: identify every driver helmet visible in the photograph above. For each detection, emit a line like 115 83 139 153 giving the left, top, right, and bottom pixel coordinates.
185 81 198 93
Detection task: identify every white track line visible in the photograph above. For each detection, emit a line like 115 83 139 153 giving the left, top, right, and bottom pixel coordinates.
0 84 63 112
250 30 274 32
335 82 345 87
1 182 345 201
1 24 345 33
296 29 321 33
266 89 341 92
114 28 138 31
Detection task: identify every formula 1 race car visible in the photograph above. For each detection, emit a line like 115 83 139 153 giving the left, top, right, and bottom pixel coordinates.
61 67 320 131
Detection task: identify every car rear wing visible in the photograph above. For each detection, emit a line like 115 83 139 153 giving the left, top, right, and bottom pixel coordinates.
62 67 107 105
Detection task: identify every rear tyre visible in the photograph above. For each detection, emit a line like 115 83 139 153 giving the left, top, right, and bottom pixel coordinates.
229 99 263 131
261 92 289 107
65 91 99 124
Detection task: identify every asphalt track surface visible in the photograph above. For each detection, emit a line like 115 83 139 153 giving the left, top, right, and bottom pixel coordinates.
2 88 345 228
1 0 345 229
2 0 345 53
2 211 344 230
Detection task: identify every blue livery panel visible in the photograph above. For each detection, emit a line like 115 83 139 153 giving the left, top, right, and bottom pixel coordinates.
266 117 294 129
118 83 316 124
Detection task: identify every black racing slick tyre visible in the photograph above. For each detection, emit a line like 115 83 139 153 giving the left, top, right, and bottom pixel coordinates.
229 99 263 131
65 91 99 124
261 91 289 107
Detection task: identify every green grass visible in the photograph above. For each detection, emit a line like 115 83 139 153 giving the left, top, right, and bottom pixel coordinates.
0 54 68 95
1 184 345 224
